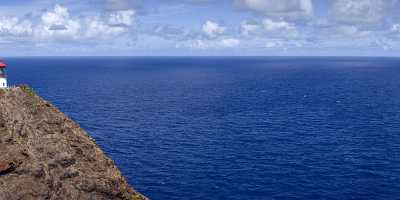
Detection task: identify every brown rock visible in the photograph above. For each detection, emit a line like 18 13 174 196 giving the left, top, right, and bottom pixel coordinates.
0 161 13 174
0 86 148 200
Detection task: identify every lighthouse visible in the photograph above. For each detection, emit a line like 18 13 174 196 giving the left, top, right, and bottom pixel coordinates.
0 60 7 88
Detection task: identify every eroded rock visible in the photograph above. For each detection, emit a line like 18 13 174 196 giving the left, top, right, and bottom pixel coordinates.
0 86 147 200
0 161 14 175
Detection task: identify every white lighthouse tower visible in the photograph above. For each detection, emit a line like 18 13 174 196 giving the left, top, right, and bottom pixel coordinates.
0 60 7 88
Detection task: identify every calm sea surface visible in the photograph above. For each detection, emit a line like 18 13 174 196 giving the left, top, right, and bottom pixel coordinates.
6 57 400 200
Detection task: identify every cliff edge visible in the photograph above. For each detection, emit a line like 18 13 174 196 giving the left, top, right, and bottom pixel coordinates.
0 86 147 200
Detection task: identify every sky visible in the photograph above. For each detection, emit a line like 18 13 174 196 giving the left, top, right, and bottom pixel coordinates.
1 0 400 56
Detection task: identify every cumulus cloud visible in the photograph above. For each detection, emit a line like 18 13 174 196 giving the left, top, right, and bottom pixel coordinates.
150 24 187 40
391 24 400 32
265 41 284 48
234 0 313 20
386 24 400 38
41 5 70 26
176 37 241 49
173 19 239 50
0 17 33 37
335 25 370 38
35 5 82 41
2 0 400 55
108 10 136 27
240 21 260 36
330 0 386 26
176 39 208 49
83 16 129 40
0 4 136 44
202 20 226 38
220 38 240 48
239 18 299 39
263 18 295 32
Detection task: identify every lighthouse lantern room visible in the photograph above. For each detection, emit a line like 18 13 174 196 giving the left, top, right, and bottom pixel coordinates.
0 60 7 88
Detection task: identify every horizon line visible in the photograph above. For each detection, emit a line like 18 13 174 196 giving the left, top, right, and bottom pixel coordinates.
3 55 400 59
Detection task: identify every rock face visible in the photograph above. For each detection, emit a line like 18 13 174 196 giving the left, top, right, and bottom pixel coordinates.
0 86 147 200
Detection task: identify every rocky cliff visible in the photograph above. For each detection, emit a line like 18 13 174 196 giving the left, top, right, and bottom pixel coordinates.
0 86 147 200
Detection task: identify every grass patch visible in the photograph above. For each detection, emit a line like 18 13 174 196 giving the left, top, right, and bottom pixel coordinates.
20 85 36 97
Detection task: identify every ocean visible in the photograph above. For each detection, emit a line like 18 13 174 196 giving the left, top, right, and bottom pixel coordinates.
6 57 400 200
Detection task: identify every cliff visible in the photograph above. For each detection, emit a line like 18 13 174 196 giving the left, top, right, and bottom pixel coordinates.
0 86 147 200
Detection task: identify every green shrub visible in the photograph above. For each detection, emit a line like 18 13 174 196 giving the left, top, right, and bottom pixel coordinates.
20 85 36 96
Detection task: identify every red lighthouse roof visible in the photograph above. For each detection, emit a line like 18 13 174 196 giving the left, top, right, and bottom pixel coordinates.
0 60 6 68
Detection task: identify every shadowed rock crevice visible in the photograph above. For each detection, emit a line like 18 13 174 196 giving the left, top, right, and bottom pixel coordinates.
0 86 147 200
0 161 15 176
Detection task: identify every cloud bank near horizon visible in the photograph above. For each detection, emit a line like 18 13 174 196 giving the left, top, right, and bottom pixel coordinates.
1 0 400 56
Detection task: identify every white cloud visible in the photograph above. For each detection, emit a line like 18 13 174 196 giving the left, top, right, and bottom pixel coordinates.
234 0 313 20
391 24 400 32
83 16 128 39
2 1 400 55
265 41 284 48
330 0 386 26
0 17 33 37
176 39 209 49
241 21 260 36
1 4 137 44
108 10 136 27
386 24 400 38
263 18 295 32
239 18 299 39
35 5 82 41
41 5 70 26
175 20 238 50
176 38 240 49
336 25 370 37
220 38 240 47
202 20 226 38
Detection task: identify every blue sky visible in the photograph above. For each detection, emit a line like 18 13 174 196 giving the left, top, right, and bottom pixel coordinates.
1 0 400 56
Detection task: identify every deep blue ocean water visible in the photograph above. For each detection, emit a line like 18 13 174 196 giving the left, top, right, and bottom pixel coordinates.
5 57 400 200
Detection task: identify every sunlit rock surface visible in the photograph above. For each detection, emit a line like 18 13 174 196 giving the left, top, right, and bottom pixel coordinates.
0 86 147 200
